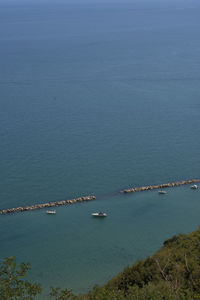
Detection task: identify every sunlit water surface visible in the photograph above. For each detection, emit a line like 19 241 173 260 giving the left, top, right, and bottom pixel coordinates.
0 0 200 297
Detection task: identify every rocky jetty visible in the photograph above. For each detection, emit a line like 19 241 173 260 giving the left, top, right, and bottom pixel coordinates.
123 179 200 193
0 195 96 215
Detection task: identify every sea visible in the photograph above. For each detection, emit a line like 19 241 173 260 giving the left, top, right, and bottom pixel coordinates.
0 0 200 298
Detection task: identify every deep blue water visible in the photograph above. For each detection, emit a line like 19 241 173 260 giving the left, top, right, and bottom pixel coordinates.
0 0 200 297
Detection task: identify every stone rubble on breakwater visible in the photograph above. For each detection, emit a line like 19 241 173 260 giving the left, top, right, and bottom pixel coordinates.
123 179 200 193
1 179 199 215
0 196 96 215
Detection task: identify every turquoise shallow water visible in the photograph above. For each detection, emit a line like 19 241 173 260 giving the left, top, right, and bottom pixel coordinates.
0 0 200 297
1 187 200 297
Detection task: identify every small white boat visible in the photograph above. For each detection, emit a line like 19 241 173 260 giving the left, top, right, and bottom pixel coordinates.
92 212 107 217
158 190 167 194
190 184 198 189
46 210 56 215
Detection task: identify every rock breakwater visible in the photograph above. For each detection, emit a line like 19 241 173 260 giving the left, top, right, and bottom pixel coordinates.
0 195 96 215
123 179 200 193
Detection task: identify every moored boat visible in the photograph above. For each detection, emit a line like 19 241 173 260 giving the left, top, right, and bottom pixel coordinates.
46 210 56 215
92 212 107 217
158 190 167 194
190 184 198 189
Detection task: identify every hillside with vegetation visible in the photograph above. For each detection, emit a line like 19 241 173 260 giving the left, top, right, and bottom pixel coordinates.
1 229 200 299
81 229 200 300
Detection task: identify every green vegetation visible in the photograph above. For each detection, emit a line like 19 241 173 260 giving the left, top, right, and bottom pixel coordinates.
85 230 200 300
1 229 200 299
0 256 41 299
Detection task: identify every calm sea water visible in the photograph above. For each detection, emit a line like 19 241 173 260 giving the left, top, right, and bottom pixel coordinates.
0 0 200 297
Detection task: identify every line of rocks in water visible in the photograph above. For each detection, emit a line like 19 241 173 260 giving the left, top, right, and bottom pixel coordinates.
0 196 96 215
1 179 199 215
123 179 200 193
